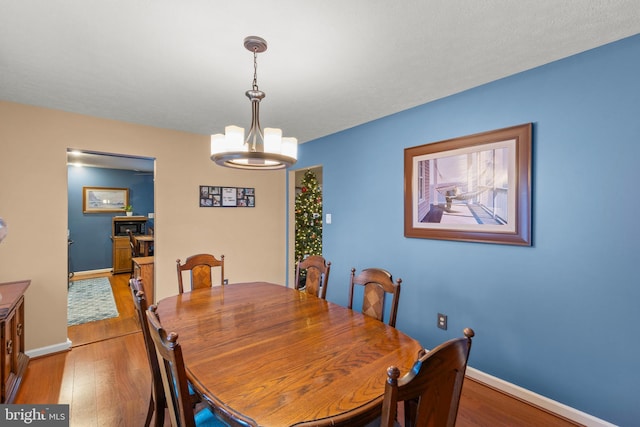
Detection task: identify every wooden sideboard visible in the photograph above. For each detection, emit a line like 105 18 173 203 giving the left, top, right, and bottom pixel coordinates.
132 256 154 303
0 280 30 403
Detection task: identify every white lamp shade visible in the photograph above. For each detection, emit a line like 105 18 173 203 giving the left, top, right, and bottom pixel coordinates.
225 125 245 151
263 128 282 154
210 134 226 155
281 137 298 160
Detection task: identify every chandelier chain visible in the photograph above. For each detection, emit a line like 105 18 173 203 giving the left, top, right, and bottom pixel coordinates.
252 49 259 91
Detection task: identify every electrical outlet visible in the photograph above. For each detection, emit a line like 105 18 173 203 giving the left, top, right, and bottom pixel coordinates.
223 279 229 285
437 313 448 330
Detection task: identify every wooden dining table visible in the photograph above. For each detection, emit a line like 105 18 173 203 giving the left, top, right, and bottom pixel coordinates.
154 282 423 427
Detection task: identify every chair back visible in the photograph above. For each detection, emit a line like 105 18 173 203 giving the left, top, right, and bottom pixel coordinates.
130 278 165 427
128 230 140 257
146 304 199 427
348 268 402 327
295 255 331 299
380 328 475 427
176 253 225 293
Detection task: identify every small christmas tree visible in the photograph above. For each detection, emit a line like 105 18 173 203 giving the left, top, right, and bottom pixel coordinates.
295 170 323 286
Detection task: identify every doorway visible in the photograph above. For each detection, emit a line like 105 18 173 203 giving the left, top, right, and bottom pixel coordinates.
67 149 155 345
288 166 323 287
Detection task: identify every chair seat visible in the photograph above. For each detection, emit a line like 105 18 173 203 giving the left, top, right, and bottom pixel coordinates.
194 408 230 427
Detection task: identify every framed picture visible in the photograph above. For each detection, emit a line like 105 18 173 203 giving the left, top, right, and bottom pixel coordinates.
83 187 129 213
222 187 237 206
404 123 531 246
199 186 255 207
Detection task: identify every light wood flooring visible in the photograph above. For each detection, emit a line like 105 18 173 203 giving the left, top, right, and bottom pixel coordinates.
15 273 581 427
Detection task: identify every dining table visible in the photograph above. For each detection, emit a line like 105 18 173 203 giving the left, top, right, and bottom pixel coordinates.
154 282 423 427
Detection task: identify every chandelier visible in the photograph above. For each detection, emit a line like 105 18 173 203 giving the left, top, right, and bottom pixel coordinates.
210 36 297 170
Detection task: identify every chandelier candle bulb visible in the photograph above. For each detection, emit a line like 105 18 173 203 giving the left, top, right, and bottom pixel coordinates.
210 134 225 155
226 125 245 151
264 128 282 153
281 137 298 159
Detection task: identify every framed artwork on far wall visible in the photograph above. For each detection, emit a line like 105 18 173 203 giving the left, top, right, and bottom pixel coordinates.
200 186 255 207
83 187 129 213
404 123 532 246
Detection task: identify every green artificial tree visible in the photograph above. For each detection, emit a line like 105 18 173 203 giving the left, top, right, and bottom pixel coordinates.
295 170 323 286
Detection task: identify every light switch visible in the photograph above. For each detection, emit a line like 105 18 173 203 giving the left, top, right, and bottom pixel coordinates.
326 214 332 224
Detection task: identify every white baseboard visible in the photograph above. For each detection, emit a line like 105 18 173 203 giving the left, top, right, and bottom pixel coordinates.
72 268 112 276
466 367 617 427
25 339 72 358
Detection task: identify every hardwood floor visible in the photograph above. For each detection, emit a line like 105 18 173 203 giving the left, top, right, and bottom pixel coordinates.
15 273 580 427
67 272 140 347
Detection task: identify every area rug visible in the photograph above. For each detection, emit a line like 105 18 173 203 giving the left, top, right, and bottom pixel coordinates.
68 277 119 326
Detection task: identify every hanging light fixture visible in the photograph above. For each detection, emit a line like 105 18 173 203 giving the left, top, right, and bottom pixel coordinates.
210 36 297 170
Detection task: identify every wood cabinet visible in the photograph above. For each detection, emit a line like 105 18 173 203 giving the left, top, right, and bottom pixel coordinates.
0 280 30 403
112 236 132 274
112 217 147 274
133 256 154 303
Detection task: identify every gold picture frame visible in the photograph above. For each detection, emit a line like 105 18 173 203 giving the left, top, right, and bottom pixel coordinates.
83 186 129 213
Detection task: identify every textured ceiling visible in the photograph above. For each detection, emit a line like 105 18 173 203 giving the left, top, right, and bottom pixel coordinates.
2 1 640 148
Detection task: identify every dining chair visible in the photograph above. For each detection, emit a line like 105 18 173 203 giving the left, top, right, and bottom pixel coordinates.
130 278 166 427
128 230 140 257
348 268 402 327
146 304 231 427
380 328 475 427
176 253 225 294
295 255 331 299
131 278 203 426
128 230 140 278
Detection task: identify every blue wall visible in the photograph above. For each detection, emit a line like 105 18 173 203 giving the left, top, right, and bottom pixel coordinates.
293 35 640 426
68 166 154 272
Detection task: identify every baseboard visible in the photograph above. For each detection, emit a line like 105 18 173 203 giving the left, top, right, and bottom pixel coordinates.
466 367 617 427
72 268 112 276
25 339 72 359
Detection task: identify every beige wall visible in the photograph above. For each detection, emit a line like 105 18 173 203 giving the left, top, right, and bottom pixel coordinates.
0 101 287 353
